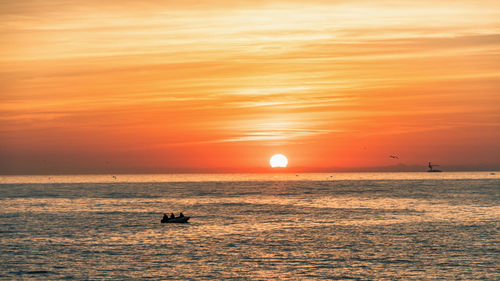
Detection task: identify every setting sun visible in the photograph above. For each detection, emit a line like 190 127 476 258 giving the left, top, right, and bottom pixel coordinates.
270 154 288 168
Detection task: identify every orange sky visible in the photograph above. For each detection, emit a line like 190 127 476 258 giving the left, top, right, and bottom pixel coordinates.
1 0 499 174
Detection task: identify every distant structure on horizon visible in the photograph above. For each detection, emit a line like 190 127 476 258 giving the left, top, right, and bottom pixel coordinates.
427 162 442 172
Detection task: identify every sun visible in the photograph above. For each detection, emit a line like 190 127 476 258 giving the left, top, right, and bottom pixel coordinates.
270 154 288 168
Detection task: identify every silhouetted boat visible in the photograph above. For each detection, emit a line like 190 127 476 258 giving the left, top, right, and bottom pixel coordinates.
161 216 190 223
427 162 442 172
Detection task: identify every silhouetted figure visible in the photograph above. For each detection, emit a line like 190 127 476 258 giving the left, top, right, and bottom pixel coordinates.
170 213 175 219
161 213 168 223
179 212 184 218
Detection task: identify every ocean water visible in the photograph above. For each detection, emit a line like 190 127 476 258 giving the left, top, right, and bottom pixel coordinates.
0 172 499 280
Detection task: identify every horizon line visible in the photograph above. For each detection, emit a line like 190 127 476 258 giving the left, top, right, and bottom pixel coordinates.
1 164 500 176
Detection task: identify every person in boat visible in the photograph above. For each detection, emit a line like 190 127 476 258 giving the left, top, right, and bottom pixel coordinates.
179 212 184 218
162 213 168 221
170 213 175 219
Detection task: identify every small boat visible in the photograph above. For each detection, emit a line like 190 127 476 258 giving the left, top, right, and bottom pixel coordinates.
427 162 442 172
161 216 190 223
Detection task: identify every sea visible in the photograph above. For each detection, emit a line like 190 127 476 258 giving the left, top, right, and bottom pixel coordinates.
0 172 498 280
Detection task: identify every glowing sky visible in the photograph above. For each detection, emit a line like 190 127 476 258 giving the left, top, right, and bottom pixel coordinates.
1 0 499 173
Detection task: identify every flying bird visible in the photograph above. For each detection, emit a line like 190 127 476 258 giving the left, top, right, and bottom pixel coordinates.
389 155 399 159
